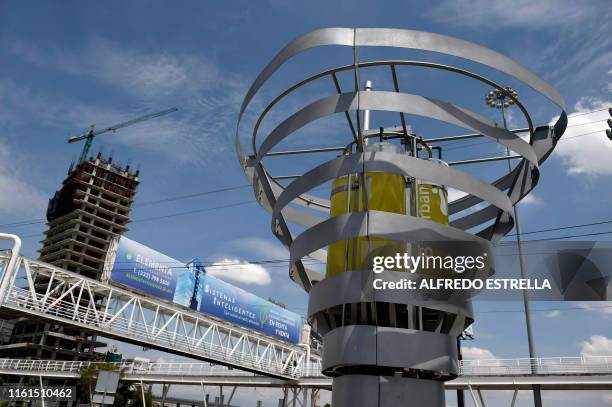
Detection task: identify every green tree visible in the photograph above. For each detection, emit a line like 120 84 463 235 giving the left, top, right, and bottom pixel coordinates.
113 382 152 407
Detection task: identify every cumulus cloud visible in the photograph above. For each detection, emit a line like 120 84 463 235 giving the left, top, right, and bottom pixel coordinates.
553 97 612 176
206 258 272 285
0 78 222 166
519 193 542 206
7 38 249 167
543 309 561 318
580 335 612 357
0 140 47 216
461 346 496 360
578 302 612 318
426 0 596 30
228 237 289 261
11 38 221 99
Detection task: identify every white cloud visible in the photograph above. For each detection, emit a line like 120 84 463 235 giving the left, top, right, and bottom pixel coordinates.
543 309 561 318
578 302 612 318
519 193 541 206
11 38 221 99
206 258 272 285
553 97 612 176
428 1 610 96
580 335 612 357
461 346 496 360
0 140 47 216
426 0 595 30
0 78 216 166
228 237 289 261
7 38 250 167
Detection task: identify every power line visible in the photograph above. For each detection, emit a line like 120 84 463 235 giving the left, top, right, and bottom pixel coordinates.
565 118 608 128
106 259 323 272
0 184 251 229
443 114 610 153
522 230 612 242
133 201 254 223
565 106 611 117
557 129 603 141
16 200 257 239
108 218 612 268
16 206 612 243
507 219 612 237
135 185 250 207
475 304 612 315
3 113 608 230
4 112 610 238
455 126 611 162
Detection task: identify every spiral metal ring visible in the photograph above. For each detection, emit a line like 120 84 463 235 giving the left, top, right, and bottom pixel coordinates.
236 28 567 292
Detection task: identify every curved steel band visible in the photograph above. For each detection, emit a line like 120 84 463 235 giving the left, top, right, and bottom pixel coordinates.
252 60 536 151
322 325 459 375
239 27 565 119
272 151 514 230
254 91 538 167
307 270 475 320
248 166 327 223
236 28 568 291
451 119 566 240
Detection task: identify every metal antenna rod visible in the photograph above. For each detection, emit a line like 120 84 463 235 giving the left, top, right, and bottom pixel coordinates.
363 80 373 135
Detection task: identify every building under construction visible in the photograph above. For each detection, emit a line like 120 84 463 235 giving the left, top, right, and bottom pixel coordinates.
0 153 139 360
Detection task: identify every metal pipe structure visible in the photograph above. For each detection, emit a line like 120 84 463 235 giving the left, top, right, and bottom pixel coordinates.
363 80 373 136
265 147 346 156
0 233 22 305
448 155 522 166
236 28 567 407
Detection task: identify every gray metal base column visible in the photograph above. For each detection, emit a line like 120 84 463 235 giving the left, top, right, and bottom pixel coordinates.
332 375 445 407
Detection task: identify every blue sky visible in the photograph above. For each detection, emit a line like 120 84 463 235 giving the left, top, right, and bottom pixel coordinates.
1 1 611 405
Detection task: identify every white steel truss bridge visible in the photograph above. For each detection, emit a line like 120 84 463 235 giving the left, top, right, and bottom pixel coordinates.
0 234 321 379
0 356 611 385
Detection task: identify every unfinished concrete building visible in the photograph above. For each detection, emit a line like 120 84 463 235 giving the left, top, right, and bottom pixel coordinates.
0 153 139 360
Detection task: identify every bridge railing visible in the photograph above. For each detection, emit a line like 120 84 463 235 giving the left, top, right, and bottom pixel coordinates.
1 356 611 379
0 358 264 377
459 356 612 376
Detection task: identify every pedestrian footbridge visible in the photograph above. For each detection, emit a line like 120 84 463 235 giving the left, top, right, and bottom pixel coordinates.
0 234 320 379
2 233 612 393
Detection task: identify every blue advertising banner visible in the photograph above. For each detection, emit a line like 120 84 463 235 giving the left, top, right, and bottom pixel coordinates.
107 237 302 344
195 261 302 344
109 237 180 302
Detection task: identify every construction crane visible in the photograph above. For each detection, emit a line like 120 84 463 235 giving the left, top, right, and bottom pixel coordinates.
67 107 178 163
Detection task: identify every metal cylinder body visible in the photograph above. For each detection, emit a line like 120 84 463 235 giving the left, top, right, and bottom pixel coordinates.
316 145 459 407
327 142 408 277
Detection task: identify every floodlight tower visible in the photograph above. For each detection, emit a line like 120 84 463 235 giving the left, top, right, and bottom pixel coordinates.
236 28 567 407
485 86 542 406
